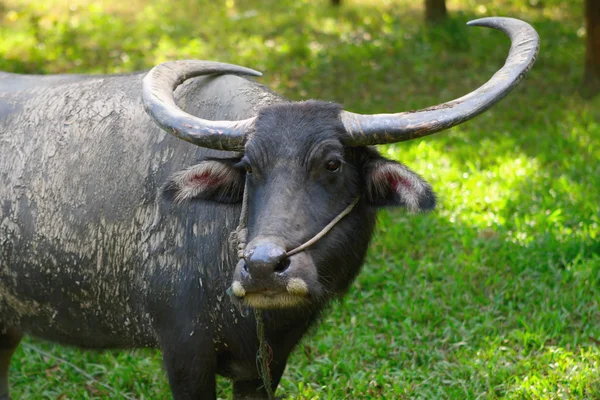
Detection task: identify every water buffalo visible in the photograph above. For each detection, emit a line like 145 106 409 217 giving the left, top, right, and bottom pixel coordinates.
0 17 538 400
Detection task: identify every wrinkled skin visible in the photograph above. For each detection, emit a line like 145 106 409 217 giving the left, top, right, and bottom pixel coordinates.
0 71 434 399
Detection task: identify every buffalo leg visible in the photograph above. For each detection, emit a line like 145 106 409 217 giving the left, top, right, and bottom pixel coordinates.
0 326 21 400
162 341 217 400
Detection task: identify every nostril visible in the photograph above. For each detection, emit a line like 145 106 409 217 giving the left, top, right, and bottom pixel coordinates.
245 241 288 276
242 260 249 273
274 258 291 274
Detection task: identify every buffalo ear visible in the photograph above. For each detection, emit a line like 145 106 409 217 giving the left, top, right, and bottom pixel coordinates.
364 157 436 212
164 158 245 204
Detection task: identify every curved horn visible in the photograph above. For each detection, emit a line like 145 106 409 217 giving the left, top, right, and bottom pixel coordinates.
341 17 540 145
142 60 262 151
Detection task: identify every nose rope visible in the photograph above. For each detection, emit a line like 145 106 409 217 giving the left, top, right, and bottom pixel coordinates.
231 178 250 259
230 183 360 260
285 196 360 257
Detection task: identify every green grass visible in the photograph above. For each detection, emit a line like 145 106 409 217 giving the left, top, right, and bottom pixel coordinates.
2 0 599 398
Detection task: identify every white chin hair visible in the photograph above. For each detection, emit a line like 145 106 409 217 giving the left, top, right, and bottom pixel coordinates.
244 293 307 309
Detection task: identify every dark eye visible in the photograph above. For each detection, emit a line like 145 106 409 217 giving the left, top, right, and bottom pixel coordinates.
325 159 341 172
235 158 254 175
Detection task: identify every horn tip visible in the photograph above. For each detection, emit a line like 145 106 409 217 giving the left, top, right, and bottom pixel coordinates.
467 17 504 27
467 16 527 28
467 18 489 27
242 68 262 77
237 66 262 77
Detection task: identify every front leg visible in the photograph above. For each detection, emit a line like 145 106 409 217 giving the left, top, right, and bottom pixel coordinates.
0 326 21 400
162 336 217 400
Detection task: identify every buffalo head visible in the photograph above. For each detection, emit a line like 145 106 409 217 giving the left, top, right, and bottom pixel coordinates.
143 17 539 309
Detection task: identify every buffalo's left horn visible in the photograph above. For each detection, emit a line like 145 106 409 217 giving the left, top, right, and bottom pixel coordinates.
142 60 261 151
340 17 540 145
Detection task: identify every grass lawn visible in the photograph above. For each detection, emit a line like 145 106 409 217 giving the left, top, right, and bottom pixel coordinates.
1 0 599 398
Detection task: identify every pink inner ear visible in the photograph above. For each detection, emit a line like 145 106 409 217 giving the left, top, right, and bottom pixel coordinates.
385 172 411 191
189 172 222 187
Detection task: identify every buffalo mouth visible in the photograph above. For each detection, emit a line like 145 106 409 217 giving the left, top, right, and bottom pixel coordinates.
241 290 308 309
231 251 318 309
230 277 310 309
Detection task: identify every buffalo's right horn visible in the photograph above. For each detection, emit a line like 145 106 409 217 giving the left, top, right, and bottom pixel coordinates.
340 17 540 146
143 60 261 151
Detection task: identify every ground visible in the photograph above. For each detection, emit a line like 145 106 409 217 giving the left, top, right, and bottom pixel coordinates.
1 0 599 398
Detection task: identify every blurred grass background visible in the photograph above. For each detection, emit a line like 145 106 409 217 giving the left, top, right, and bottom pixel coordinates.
1 0 599 398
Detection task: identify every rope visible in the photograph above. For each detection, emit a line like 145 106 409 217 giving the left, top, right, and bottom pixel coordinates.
229 178 250 259
285 196 360 257
254 309 275 400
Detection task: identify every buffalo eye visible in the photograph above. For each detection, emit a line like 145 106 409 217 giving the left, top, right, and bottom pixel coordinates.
237 158 253 174
325 159 341 172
